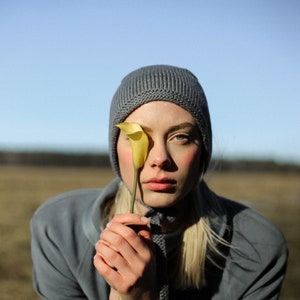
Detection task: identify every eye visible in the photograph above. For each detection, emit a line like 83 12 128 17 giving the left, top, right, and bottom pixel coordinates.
175 134 188 140
171 133 191 144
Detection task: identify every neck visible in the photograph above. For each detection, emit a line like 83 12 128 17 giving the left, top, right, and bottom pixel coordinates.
135 196 190 233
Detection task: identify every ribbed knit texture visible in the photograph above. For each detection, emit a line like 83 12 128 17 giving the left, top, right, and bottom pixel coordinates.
109 64 212 176
136 197 177 300
145 209 170 300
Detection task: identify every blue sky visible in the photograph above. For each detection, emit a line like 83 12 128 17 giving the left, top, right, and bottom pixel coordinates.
1 0 299 163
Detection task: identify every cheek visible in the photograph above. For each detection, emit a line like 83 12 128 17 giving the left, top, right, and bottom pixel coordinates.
179 148 201 175
117 143 134 183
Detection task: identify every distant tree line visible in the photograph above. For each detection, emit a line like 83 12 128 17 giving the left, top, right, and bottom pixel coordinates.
0 151 111 167
0 150 299 173
210 158 300 173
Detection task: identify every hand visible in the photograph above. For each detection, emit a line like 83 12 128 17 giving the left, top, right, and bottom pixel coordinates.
94 213 158 300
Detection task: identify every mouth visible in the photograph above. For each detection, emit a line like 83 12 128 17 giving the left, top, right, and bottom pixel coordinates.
144 177 176 192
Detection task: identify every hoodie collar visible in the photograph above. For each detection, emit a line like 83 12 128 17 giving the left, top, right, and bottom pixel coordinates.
82 178 121 245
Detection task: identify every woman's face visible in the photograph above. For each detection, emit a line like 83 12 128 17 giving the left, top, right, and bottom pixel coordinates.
117 101 202 209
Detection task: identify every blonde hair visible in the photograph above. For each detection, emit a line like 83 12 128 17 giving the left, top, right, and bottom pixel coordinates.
101 181 229 289
176 184 229 288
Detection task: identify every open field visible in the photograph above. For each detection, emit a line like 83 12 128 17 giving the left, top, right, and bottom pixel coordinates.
0 166 299 299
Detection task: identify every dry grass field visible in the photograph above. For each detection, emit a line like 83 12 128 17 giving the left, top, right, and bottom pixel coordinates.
0 166 299 299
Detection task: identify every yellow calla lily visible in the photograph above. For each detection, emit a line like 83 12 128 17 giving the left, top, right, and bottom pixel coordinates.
116 122 149 169
115 122 149 212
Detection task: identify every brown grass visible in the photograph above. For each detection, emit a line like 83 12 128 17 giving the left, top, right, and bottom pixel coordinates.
0 166 299 299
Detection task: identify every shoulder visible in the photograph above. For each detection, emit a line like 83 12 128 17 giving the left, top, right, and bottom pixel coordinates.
31 178 121 243
30 188 106 271
222 198 286 248
32 188 102 224
31 188 104 249
220 198 288 282
213 198 288 298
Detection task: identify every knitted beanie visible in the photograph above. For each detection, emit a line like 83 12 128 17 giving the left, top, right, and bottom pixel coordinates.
109 64 212 176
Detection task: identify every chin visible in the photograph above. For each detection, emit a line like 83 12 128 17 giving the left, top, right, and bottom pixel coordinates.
142 194 179 209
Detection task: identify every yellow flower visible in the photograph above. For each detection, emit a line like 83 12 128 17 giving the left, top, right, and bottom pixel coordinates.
115 122 149 212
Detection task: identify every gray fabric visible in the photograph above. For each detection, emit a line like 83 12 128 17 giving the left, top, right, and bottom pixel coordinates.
31 179 288 300
109 65 212 177
145 209 170 299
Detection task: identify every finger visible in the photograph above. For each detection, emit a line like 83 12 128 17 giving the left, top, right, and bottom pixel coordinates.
95 240 116 268
105 213 152 245
99 232 120 252
95 228 155 294
94 253 137 295
104 222 151 255
100 223 153 255
135 226 152 241
94 253 120 288
103 224 154 279
109 213 149 227
95 239 130 274
100 226 143 263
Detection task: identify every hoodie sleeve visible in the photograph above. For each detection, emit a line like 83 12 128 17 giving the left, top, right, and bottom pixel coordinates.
30 189 108 300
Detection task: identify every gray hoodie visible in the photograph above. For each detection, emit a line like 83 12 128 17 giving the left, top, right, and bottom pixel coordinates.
31 178 288 299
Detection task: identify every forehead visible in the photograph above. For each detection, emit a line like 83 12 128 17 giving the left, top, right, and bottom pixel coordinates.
125 101 195 124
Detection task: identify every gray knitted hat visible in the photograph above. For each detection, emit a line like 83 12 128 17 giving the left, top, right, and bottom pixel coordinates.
109 64 212 176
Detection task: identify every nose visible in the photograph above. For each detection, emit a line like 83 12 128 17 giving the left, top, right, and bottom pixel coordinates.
148 140 171 169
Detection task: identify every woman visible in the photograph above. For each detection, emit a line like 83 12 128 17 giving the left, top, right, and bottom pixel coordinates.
31 65 288 299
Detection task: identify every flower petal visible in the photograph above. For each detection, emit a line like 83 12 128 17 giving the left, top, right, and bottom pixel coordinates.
116 122 149 169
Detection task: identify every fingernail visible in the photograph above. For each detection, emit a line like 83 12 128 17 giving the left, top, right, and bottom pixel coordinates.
106 222 111 228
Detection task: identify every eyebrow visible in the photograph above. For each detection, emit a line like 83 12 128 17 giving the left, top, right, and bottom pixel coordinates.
142 122 195 133
169 122 195 132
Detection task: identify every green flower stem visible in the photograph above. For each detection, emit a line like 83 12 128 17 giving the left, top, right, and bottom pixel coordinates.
130 167 139 213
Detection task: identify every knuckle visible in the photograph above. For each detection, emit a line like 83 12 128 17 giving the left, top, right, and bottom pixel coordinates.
107 249 119 261
94 258 112 277
99 264 111 277
100 229 109 240
113 235 126 248
95 241 105 252
94 241 100 251
123 228 137 240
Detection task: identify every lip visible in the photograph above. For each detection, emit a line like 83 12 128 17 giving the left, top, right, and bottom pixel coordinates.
144 177 176 192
